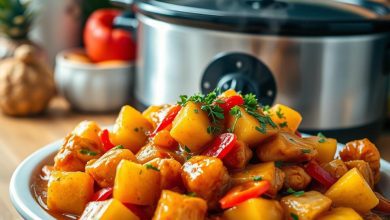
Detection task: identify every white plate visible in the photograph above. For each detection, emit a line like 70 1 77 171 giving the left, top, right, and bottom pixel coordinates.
9 140 390 220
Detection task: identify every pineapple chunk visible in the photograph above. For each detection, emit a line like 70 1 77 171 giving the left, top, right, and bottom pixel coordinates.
227 106 278 147
47 171 94 215
114 160 161 205
71 120 102 146
305 136 337 164
111 105 153 153
325 168 379 213
152 190 207 220
223 198 283 220
86 147 136 188
170 102 213 153
317 207 363 220
80 199 140 220
281 191 332 220
267 104 302 132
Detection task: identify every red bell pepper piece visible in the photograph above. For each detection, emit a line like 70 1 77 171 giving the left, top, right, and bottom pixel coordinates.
295 131 302 138
91 187 113 201
100 129 115 152
151 105 182 136
217 95 244 113
305 160 337 188
219 180 270 209
202 133 237 159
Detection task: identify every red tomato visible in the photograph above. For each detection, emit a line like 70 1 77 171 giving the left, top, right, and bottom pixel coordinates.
202 133 237 159
84 9 136 62
219 180 270 209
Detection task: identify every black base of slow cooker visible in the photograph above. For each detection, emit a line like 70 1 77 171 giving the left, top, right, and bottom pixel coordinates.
300 120 384 144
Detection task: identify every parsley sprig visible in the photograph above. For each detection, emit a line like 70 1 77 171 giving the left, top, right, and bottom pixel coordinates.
243 94 276 134
227 106 242 133
145 164 160 172
317 132 327 143
79 149 97 156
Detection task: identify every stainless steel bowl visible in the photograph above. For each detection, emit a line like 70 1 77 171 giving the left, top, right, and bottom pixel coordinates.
55 49 135 112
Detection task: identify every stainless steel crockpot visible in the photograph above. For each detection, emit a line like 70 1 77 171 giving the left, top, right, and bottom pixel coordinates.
114 0 390 143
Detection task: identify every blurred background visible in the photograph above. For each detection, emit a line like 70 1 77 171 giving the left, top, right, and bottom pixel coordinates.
0 0 390 217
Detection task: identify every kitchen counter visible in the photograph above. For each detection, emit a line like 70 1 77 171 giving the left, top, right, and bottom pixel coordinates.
1 97 390 219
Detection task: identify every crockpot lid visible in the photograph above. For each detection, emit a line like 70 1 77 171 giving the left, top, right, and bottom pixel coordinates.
135 0 390 35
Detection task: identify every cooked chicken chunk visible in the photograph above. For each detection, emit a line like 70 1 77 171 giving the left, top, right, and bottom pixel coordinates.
146 158 183 190
85 147 136 187
223 140 253 169
256 132 318 163
339 139 380 184
136 142 184 164
322 159 348 179
54 134 102 172
181 156 230 209
282 165 311 191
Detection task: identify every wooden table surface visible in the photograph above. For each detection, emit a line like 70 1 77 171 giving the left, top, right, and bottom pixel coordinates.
1 97 390 219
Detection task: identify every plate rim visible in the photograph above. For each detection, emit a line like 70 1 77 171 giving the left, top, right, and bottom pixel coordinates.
9 138 390 220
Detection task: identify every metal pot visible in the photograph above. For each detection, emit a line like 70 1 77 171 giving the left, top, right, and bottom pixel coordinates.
115 0 390 142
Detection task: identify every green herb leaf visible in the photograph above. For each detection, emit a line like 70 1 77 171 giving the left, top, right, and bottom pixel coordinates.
276 107 285 119
207 125 221 134
194 109 199 113
184 146 191 153
290 213 299 220
301 149 311 154
79 149 97 156
287 188 305 197
187 192 197 197
253 176 263 181
262 105 271 113
145 164 160 172
178 95 189 106
228 106 242 133
114 145 124 150
317 132 327 143
275 161 283 168
279 121 288 128
255 126 266 134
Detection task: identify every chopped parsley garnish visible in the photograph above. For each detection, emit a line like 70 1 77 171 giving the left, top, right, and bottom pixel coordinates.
227 106 242 133
79 149 97 156
279 121 288 128
187 192 197 197
275 161 283 168
194 109 199 113
317 132 327 143
276 107 285 119
290 213 299 220
253 176 263 181
262 105 271 113
287 188 305 197
114 145 124 150
243 93 276 134
184 145 191 153
207 125 221 134
301 149 311 154
145 164 160 172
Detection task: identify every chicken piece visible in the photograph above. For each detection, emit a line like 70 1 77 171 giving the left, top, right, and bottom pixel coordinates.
136 143 184 164
281 165 311 191
345 160 374 188
54 134 102 171
223 140 253 170
281 191 332 220
256 131 318 163
374 192 390 214
85 147 136 187
230 162 284 196
339 139 380 184
322 159 348 179
181 156 230 209
145 158 183 190
152 190 207 220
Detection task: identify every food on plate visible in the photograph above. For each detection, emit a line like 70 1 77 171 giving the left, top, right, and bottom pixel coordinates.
34 89 389 219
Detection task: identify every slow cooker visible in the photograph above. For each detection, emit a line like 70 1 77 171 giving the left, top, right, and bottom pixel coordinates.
114 0 390 143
